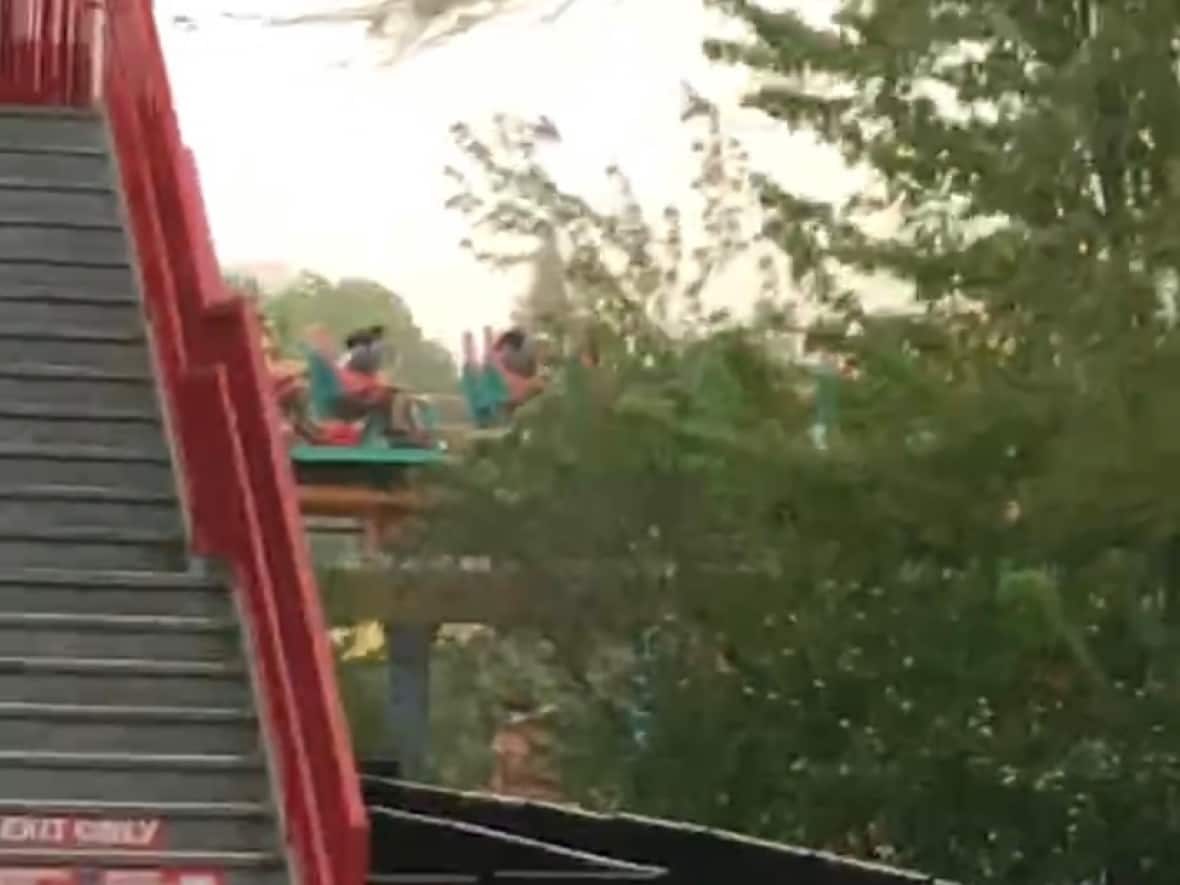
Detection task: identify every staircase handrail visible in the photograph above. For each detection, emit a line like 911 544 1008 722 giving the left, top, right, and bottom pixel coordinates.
0 5 369 885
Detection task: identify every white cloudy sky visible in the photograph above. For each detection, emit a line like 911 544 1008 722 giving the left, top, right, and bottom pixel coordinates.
156 0 850 347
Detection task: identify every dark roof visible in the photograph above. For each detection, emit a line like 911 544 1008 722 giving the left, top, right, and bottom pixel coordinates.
360 765 952 885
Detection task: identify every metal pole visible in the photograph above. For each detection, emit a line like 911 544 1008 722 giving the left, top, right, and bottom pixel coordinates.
384 621 434 780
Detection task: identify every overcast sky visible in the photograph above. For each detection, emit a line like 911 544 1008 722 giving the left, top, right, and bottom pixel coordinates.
156 0 850 347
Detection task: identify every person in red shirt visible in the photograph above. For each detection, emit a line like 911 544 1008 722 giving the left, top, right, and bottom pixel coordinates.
329 325 431 447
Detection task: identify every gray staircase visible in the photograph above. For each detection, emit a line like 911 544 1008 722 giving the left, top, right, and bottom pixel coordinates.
0 107 289 884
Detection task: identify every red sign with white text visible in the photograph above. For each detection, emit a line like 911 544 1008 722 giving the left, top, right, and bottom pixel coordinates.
0 869 79 885
98 872 225 885
0 818 164 852
0 870 224 885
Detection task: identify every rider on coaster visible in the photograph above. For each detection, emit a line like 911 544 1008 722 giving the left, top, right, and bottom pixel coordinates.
260 318 321 445
490 326 547 414
323 324 431 448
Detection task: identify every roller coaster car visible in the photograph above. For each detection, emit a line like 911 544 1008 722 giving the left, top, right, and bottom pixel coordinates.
288 348 444 547
290 347 444 482
458 326 542 435
289 330 523 542
460 356 512 430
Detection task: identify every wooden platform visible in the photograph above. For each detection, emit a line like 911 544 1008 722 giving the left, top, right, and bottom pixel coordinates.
298 484 428 549
316 559 547 626
312 551 754 628
313 557 648 628
298 483 425 516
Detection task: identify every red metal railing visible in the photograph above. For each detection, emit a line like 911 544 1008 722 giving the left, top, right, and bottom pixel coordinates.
0 4 369 885
0 0 95 103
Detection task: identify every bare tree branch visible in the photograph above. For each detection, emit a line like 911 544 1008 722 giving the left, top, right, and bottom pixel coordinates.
177 0 614 62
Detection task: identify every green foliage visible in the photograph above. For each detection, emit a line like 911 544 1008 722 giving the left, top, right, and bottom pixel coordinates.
444 107 779 350
430 628 584 788
333 623 584 789
335 653 391 758
255 270 458 392
413 2 1180 883
222 270 264 300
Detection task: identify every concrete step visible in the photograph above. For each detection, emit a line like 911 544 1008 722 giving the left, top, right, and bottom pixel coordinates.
0 849 283 877
0 799 277 854
0 849 283 874
0 485 182 534
0 702 259 755
0 854 285 885
0 656 250 707
0 751 269 803
0 259 137 293
369 877 476 885
372 877 657 884
0 569 231 619
0 613 240 662
0 220 126 264
0 440 173 490
0 402 166 450
0 363 158 412
0 276 139 306
0 288 142 330
0 108 105 151
0 148 112 188
0 525 185 571
0 180 120 226
0 324 150 373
